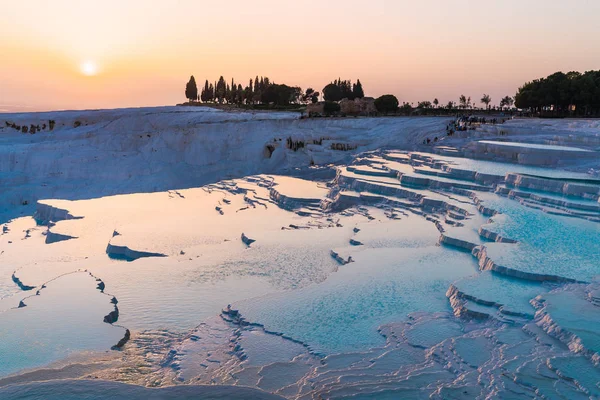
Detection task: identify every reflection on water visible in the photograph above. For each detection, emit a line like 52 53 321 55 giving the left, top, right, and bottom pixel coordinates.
1 150 599 398
478 140 593 152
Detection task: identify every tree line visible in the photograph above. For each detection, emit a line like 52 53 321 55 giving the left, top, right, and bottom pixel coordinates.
322 79 364 101
185 75 321 107
184 76 370 107
184 74 519 115
515 70 600 116
414 94 513 111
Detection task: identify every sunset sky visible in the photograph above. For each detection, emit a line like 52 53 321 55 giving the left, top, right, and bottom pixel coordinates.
1 0 599 112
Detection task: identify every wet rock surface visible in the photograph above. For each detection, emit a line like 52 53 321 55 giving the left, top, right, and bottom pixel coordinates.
1 112 599 398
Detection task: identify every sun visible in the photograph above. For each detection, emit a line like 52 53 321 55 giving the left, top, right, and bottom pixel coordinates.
80 61 99 76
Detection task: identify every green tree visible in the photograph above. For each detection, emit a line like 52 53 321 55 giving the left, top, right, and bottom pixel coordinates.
260 83 298 106
229 78 236 103
323 83 343 102
481 94 491 111
514 70 600 115
399 102 413 115
303 88 319 104
352 79 364 99
500 95 514 110
244 80 253 104
208 83 214 102
185 75 198 102
237 84 244 104
216 76 226 103
340 79 353 99
459 95 467 109
200 80 210 102
323 101 341 115
374 95 399 114
433 98 439 108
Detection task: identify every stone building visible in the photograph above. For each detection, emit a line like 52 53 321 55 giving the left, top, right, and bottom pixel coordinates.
359 97 377 115
306 97 377 117
339 97 377 116
306 102 325 116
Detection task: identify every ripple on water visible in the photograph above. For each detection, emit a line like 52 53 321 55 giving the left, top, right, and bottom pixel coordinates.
475 193 600 282
0 272 125 377
236 246 477 354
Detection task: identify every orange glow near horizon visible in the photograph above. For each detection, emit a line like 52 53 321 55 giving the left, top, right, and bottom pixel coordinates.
1 0 600 112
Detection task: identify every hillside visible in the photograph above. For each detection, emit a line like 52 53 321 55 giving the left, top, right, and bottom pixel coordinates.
0 106 446 222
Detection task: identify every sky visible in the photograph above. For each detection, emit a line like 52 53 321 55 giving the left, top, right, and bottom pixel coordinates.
1 0 599 112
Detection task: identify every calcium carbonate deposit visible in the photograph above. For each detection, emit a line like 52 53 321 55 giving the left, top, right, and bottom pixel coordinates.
1 106 599 399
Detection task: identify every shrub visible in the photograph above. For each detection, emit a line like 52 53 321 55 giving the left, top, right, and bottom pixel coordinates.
322 83 343 102
374 95 399 114
399 102 413 115
323 101 340 115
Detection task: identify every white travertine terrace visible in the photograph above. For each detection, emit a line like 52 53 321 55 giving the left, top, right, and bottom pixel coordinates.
1 108 599 398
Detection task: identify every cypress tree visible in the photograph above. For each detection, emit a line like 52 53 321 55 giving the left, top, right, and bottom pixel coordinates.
209 83 215 101
244 84 252 104
185 75 198 102
237 84 243 104
344 80 353 99
352 79 364 99
216 76 226 103
201 80 210 102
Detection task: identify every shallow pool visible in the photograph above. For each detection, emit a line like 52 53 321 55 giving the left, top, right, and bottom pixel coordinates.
478 140 593 152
